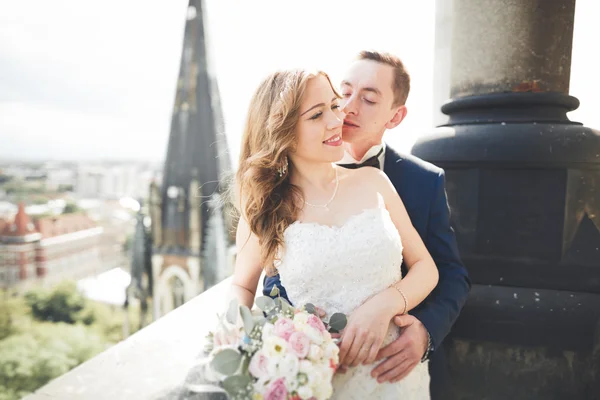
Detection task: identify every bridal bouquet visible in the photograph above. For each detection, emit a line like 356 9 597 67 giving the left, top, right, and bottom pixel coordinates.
203 287 347 400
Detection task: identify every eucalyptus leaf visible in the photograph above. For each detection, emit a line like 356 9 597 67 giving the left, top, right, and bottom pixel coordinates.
329 313 347 332
276 296 291 310
268 306 279 317
254 315 267 326
226 298 239 325
280 297 294 315
304 303 316 315
240 355 251 376
269 286 280 297
239 305 255 335
222 374 252 397
255 296 275 312
210 349 242 375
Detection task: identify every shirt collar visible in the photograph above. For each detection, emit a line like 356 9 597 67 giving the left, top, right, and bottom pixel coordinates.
339 143 386 169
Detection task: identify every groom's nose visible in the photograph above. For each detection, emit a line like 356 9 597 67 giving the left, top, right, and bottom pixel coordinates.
341 95 358 115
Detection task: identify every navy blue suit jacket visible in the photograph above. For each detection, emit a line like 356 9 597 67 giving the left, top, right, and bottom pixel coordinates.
263 146 471 351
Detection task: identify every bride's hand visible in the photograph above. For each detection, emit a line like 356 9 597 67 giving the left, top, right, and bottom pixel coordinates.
338 295 394 367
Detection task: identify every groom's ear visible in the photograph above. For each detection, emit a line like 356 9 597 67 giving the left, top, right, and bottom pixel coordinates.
385 105 408 130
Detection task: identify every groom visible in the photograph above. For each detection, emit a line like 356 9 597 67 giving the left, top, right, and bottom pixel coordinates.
264 50 471 398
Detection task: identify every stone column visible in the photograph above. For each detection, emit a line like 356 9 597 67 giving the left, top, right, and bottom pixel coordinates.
414 1 600 398
432 0 453 127
450 0 574 98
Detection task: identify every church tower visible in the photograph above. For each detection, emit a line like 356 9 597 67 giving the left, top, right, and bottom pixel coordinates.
148 0 232 319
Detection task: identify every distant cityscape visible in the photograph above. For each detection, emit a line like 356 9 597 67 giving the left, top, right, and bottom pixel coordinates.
0 159 162 299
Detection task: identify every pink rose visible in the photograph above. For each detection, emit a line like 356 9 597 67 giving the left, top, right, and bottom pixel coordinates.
264 377 288 400
307 314 327 333
288 331 310 358
274 318 295 341
248 351 269 378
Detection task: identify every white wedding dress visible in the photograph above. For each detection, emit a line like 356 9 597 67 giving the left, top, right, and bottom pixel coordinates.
277 207 430 399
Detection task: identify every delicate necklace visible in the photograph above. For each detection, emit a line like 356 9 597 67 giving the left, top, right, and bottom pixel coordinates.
304 167 339 211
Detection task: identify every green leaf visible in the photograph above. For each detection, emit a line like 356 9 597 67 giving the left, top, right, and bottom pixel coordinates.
222 374 252 396
226 298 239 325
240 355 251 376
328 313 347 332
239 305 255 335
304 303 316 315
255 296 275 312
267 305 279 316
269 286 280 297
274 296 291 310
279 297 294 314
210 349 242 375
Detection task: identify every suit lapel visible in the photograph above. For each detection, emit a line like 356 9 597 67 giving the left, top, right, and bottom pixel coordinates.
383 145 404 192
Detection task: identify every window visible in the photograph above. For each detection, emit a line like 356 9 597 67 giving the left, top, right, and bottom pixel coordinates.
170 276 185 309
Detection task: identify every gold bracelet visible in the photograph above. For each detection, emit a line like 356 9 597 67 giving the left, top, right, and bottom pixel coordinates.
392 283 408 315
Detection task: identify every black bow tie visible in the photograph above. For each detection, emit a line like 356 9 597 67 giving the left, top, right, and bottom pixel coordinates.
338 148 383 170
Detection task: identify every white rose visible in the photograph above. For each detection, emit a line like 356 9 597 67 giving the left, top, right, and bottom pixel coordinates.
293 312 309 329
297 385 313 399
308 344 323 361
323 341 339 361
253 378 269 395
266 355 285 381
313 380 333 400
298 360 319 386
319 367 334 385
277 352 299 383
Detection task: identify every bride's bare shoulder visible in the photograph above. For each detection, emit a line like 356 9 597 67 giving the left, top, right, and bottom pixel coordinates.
340 166 389 186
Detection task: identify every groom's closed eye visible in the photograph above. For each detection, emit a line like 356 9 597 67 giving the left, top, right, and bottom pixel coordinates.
341 92 376 105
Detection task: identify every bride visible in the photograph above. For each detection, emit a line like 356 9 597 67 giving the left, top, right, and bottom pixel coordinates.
230 68 438 399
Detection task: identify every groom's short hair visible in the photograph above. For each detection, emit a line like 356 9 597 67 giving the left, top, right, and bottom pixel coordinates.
357 50 410 107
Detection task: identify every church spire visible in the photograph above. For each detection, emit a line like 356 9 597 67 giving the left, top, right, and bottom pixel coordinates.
159 0 230 255
149 0 233 319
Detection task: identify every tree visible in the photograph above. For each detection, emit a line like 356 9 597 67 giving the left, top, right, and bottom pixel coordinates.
0 295 29 342
0 303 14 341
0 323 106 398
24 281 91 325
62 202 81 214
0 282 136 399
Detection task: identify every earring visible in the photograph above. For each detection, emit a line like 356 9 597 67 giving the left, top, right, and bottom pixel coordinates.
277 157 288 178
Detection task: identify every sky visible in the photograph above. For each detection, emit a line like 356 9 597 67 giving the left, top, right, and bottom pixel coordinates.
0 0 598 165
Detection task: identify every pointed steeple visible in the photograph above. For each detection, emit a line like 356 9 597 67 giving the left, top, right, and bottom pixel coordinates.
160 0 230 254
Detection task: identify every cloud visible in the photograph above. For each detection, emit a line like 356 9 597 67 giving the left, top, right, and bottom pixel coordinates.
0 102 169 161
0 0 188 160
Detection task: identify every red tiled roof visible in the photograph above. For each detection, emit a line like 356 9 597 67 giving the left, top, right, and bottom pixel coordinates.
35 214 97 239
2 203 37 237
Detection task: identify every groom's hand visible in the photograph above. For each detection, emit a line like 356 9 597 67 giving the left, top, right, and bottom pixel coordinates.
371 314 428 383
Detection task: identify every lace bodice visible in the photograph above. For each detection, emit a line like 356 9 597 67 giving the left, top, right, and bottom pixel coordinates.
278 207 403 315
277 207 430 399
